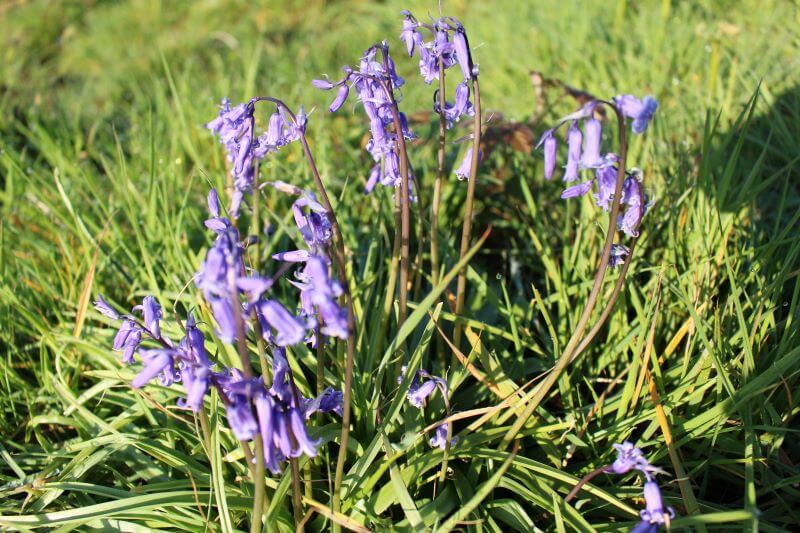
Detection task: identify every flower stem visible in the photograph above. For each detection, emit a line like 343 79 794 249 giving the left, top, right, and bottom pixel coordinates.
502 102 628 445
565 465 610 503
453 77 482 357
568 236 639 364
431 59 447 289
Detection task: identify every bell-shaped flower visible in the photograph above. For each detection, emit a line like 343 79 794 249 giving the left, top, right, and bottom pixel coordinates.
639 480 675 525
429 423 459 450
581 117 603 168
131 349 175 389
561 180 593 199
564 121 583 182
614 94 658 134
93 295 119 320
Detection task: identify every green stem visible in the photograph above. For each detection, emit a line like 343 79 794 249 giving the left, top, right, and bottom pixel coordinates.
568 236 639 364
431 58 447 289
453 77 482 356
502 102 629 445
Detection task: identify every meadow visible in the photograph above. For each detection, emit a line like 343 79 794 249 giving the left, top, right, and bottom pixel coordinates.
1 0 799 530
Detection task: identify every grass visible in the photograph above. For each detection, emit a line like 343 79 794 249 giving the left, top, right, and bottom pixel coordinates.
1 0 799 530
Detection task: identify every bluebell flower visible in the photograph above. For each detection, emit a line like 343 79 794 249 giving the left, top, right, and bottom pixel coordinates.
403 367 448 408
564 121 583 182
137 296 163 339
454 147 481 181
304 387 344 418
209 296 239 344
609 244 630 269
614 95 658 134
131 349 176 389
638 480 675 527
224 379 261 441
561 180 593 199
618 174 645 237
594 156 619 210
536 129 557 180
581 117 603 168
452 25 472 81
93 295 119 320
256 300 307 347
429 423 459 450
113 319 136 350
400 11 423 57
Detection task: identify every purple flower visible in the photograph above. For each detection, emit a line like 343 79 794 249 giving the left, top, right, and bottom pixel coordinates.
210 297 238 344
226 388 260 441
436 81 474 128
608 441 667 478
609 244 630 268
639 480 675 525
618 175 645 237
93 295 119 320
614 95 658 134
304 387 344 418
256 300 307 347
581 117 603 168
454 147 481 181
299 256 348 339
404 368 448 408
400 11 423 56
564 121 583 182
179 362 211 412
452 26 472 81
207 189 221 216
312 78 335 90
113 319 143 365
630 520 659 533
561 180 593 199
139 296 163 339
273 250 311 263
594 158 618 210
235 276 273 302
328 84 350 113
122 330 142 365
609 441 647 475
113 319 136 350
408 379 437 408
537 130 557 180
206 99 258 215
429 423 459 450
182 314 210 366
131 349 175 388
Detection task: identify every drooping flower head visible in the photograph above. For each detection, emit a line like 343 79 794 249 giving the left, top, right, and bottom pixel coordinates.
399 11 477 130
429 422 459 450
206 98 306 216
613 94 658 134
536 95 657 247
314 41 415 197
